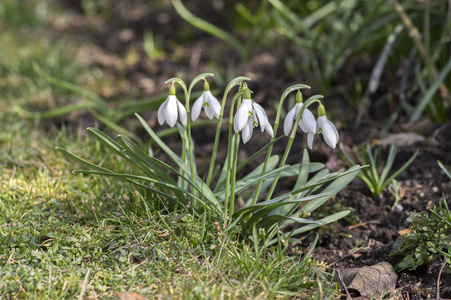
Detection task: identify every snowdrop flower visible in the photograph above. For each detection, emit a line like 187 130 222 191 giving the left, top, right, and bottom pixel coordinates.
158 85 187 127
234 89 273 144
316 104 339 149
191 81 221 121
283 90 317 149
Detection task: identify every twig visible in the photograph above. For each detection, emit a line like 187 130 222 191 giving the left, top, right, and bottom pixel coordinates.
348 220 380 229
436 255 447 300
336 269 352 300
78 268 91 300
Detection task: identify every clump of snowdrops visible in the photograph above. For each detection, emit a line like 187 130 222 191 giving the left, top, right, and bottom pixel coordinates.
58 73 363 247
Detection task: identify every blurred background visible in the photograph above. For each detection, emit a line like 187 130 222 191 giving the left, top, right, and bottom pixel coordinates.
1 0 450 138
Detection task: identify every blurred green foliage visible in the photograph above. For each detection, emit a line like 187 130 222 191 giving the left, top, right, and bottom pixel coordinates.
174 0 451 124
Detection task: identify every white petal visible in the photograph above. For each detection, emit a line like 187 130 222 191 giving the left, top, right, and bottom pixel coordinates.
307 131 314 149
265 121 274 137
177 100 187 126
207 92 221 119
329 120 339 142
316 116 326 134
242 118 254 143
191 95 204 121
165 96 178 127
204 93 215 119
158 98 169 125
295 102 303 116
299 108 316 133
283 106 296 135
234 100 251 132
322 119 338 148
253 102 269 132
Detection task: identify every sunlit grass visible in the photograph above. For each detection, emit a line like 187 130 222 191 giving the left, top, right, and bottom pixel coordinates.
0 2 333 299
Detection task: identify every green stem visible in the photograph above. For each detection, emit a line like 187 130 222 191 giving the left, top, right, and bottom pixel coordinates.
265 95 323 201
206 77 250 186
251 84 310 205
224 87 247 220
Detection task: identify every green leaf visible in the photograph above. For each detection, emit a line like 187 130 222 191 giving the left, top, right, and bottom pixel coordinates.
172 0 246 58
301 165 361 213
136 113 222 213
411 58 451 121
438 161 451 180
381 148 419 191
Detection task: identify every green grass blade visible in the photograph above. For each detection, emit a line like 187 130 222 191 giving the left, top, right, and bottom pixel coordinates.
33 62 109 113
16 102 96 119
379 144 397 184
366 142 380 185
410 58 451 121
438 160 451 180
172 0 246 58
381 148 419 191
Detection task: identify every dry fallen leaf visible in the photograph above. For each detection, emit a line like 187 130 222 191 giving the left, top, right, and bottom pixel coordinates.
334 262 397 299
398 228 410 235
373 132 425 147
118 292 149 300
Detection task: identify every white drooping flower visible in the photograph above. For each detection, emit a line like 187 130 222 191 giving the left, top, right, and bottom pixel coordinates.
157 85 187 127
283 90 316 149
234 89 273 144
191 81 221 121
316 104 339 149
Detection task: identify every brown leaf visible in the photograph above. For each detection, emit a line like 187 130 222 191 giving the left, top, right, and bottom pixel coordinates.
335 262 397 299
118 292 149 300
373 132 425 147
398 228 410 235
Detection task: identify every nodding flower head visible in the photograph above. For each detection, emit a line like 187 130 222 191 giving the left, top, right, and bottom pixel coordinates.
316 104 339 149
157 85 187 127
233 88 273 144
283 90 316 149
191 81 221 121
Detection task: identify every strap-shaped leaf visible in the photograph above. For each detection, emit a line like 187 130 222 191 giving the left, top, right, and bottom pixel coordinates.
264 210 352 247
233 192 329 219
301 165 361 213
117 135 186 203
73 170 203 206
136 113 222 213
87 128 152 178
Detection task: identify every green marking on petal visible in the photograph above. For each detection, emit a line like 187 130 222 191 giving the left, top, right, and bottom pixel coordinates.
203 102 210 107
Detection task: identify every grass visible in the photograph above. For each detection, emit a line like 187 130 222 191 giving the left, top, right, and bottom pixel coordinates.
0 126 328 299
0 1 333 299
